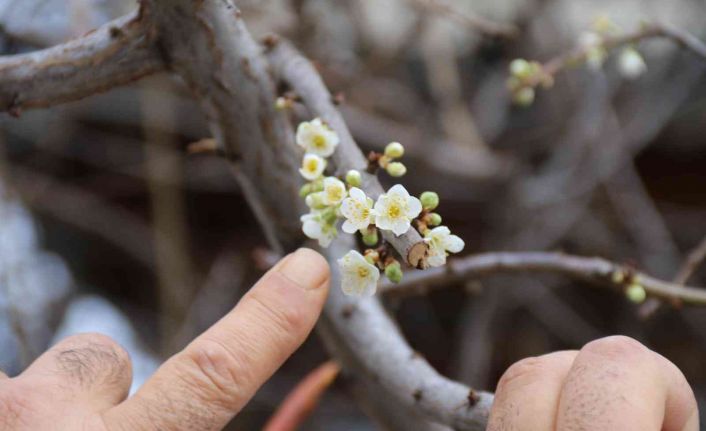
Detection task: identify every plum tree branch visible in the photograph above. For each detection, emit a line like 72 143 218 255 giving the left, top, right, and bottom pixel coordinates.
265 39 429 269
0 11 164 114
381 251 706 306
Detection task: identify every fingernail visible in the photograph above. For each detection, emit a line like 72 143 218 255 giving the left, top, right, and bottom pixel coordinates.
278 248 329 290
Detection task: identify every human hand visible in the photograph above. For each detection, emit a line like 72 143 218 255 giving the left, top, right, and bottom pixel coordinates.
0 248 330 431
488 336 699 431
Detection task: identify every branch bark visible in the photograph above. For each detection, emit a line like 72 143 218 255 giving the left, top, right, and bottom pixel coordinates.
0 11 164 114
381 251 706 305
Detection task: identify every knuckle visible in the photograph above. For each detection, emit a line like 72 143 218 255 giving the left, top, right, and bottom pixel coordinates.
582 335 647 360
178 338 251 409
54 333 132 388
496 356 548 394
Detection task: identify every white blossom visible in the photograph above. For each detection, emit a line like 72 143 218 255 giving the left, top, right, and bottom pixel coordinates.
340 187 375 234
373 184 422 236
300 211 337 247
299 154 327 181
322 177 347 206
338 250 380 297
296 118 339 157
425 226 465 267
618 48 647 79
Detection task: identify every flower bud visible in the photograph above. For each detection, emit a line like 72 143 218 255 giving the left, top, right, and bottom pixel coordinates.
362 227 379 246
420 191 439 211
386 162 407 177
384 261 403 284
513 87 535 107
427 212 442 226
384 142 405 159
321 207 338 225
305 192 326 209
299 183 313 197
364 249 379 265
509 58 532 79
626 283 646 304
345 169 362 187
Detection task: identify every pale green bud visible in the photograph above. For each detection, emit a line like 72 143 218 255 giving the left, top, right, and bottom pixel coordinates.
362 227 379 246
305 192 326 209
386 162 407 177
364 249 379 265
420 191 439 211
321 207 338 225
513 87 535 107
345 169 362 187
384 142 405 159
299 183 313 198
626 283 646 304
509 58 532 79
427 212 442 226
384 261 403 284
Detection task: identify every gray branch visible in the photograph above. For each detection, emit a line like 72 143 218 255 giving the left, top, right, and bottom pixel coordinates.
382 251 706 306
0 11 164 114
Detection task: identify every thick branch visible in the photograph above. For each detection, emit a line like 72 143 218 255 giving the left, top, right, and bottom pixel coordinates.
0 11 164 114
381 251 706 305
266 40 429 268
319 238 492 431
143 0 304 253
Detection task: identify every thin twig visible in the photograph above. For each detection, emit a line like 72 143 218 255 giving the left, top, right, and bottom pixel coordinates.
674 235 706 285
381 251 706 306
0 11 164 114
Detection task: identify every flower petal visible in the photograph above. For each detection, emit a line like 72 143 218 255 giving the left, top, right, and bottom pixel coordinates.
341 219 358 234
406 196 422 218
444 234 465 253
349 187 367 202
391 219 410 236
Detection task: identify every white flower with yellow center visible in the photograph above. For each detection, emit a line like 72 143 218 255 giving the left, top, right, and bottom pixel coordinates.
296 118 339 157
299 154 326 181
322 177 347 206
373 184 422 236
425 226 465 267
340 187 375 234
338 250 380 296
300 211 337 247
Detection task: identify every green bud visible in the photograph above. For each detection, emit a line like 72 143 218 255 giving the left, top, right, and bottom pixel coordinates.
364 249 379 265
386 162 407 177
420 191 439 211
362 227 379 246
305 192 326 209
345 169 362 187
299 183 313 198
321 207 338 225
384 261 403 284
427 212 442 226
513 87 535 107
509 58 531 78
384 142 405 159
310 178 324 193
626 283 646 304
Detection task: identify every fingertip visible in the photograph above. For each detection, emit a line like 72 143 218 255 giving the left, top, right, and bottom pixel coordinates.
278 248 330 291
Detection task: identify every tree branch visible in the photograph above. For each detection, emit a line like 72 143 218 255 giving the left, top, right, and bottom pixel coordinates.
0 11 164 114
381 251 706 305
265 39 429 269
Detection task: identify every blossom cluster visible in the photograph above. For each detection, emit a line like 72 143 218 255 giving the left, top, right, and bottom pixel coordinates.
507 16 647 107
296 118 464 296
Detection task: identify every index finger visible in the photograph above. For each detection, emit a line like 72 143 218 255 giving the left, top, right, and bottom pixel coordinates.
103 248 330 431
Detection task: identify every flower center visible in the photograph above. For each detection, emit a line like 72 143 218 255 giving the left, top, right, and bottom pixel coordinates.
328 188 343 202
313 134 326 149
387 203 401 219
306 159 318 172
357 266 370 278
